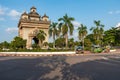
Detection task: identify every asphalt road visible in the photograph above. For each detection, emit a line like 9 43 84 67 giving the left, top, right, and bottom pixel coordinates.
0 54 120 80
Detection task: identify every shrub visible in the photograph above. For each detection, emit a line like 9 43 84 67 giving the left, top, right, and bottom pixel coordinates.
94 48 103 53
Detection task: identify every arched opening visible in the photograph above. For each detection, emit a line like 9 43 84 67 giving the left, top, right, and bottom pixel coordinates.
32 37 39 48
33 9 35 12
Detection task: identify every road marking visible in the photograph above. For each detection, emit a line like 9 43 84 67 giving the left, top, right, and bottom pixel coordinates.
94 56 120 67
102 57 109 60
102 57 120 63
94 60 119 66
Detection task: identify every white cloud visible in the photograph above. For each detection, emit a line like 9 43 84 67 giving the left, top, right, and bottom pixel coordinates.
0 5 21 20
73 30 78 37
5 27 18 34
116 23 120 27
0 5 8 15
72 21 81 30
72 21 81 27
8 10 21 19
108 10 120 14
69 30 79 41
108 11 113 14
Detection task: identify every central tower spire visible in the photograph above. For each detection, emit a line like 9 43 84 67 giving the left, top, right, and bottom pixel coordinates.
30 6 36 12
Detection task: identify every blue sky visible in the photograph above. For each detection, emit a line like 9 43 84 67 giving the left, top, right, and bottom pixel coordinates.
0 0 120 42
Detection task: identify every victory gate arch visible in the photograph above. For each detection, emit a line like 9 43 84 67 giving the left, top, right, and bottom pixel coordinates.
18 7 50 49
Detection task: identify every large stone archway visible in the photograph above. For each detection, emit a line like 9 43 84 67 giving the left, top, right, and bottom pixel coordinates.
27 29 39 49
18 7 50 49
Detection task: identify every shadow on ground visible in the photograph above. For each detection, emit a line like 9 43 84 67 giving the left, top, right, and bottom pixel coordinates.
0 56 120 80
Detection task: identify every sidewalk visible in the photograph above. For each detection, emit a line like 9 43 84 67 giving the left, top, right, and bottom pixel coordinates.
0 49 120 57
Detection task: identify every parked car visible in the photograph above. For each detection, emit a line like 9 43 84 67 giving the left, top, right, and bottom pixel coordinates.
75 46 84 54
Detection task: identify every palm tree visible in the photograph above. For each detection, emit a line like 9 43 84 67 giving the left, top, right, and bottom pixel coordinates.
90 20 104 46
78 24 87 50
49 22 59 48
68 38 75 49
36 30 46 48
58 14 75 49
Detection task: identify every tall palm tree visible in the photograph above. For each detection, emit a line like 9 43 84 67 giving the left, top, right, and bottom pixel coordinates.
49 22 59 48
90 20 104 46
36 30 46 48
58 14 75 49
68 38 74 49
78 24 87 50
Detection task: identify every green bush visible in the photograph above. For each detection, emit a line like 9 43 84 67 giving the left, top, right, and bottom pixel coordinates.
93 48 103 53
84 47 91 51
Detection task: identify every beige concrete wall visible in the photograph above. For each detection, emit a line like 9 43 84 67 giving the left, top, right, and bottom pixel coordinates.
42 17 48 21
30 17 39 21
22 15 28 19
20 23 49 29
22 28 29 40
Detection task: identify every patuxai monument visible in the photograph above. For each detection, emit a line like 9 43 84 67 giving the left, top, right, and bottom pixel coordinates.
18 6 50 49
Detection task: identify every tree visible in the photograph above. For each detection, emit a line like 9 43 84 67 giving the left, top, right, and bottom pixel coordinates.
115 29 120 46
90 20 104 46
58 14 75 49
11 36 26 49
36 30 46 48
74 41 81 46
0 41 10 49
103 27 120 46
86 34 95 44
78 24 87 50
84 38 92 50
49 22 59 48
0 43 2 49
48 43 53 48
55 37 65 48
68 38 75 49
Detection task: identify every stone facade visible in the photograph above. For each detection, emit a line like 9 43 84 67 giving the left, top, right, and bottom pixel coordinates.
18 6 50 49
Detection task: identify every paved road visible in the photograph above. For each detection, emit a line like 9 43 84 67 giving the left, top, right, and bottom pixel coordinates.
0 54 120 80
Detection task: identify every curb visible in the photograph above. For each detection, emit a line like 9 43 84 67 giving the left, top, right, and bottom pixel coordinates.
0 52 120 57
0 53 74 57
